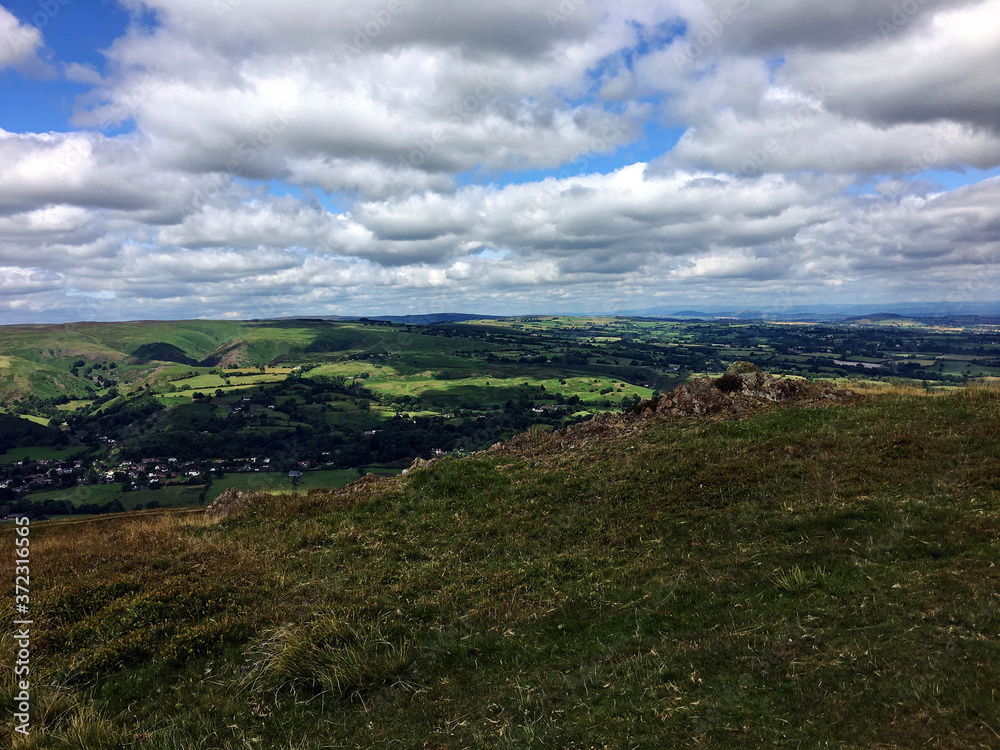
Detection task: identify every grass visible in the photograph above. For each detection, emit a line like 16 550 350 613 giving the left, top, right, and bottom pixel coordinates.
19 414 52 426
121 485 206 511
241 609 415 700
24 483 123 508
2 386 1000 747
204 468 362 502
361 465 405 477
0 446 88 465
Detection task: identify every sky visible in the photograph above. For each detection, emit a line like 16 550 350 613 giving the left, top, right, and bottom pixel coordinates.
1 0 999 323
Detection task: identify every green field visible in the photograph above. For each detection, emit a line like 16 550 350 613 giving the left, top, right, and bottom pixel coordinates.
0 445 88 464
24 483 123 508
19 413 52 426
306 362 652 410
122 485 207 511
172 373 228 390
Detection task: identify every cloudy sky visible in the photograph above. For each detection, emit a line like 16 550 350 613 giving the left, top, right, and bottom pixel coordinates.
1 0 999 322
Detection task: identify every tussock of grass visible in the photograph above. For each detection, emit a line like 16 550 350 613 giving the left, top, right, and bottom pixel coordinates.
5 684 124 750
241 611 414 700
773 565 827 595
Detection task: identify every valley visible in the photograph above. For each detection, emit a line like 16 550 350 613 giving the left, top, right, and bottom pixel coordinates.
2 314 1000 520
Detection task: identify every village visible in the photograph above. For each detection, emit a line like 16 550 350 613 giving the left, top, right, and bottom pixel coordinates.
0 453 326 498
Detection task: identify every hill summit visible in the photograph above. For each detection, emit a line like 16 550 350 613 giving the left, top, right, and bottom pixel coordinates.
488 362 857 459
628 360 856 419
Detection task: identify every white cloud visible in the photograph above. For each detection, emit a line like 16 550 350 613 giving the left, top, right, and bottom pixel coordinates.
70 0 651 197
782 1 1000 132
0 129 224 220
0 6 43 71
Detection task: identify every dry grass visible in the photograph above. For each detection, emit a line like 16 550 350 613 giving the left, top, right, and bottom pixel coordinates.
242 610 415 700
852 378 1000 400
30 510 214 580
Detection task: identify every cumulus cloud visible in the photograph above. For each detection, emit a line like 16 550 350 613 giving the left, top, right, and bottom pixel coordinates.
0 129 226 221
678 0 980 55
782 1 1000 132
638 2 1000 175
71 0 653 197
0 6 44 71
20 165 990 316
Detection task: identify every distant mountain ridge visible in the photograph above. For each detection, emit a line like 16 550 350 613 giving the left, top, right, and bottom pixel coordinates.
266 313 501 325
616 301 1000 321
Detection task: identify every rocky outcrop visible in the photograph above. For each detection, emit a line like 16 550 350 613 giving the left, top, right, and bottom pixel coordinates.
338 472 394 496
205 488 269 520
403 457 438 474
489 363 858 457
205 472 399 519
643 362 854 419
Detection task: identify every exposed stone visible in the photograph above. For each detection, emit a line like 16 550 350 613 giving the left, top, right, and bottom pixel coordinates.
405 456 439 472
725 361 761 376
488 368 858 459
205 487 268 520
339 472 393 496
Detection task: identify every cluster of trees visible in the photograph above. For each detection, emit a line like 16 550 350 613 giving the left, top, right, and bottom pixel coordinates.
0 415 68 452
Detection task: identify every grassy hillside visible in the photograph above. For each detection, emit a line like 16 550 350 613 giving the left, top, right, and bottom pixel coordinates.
0 320 485 370
0 319 496 404
2 386 1000 748
0 355 97 402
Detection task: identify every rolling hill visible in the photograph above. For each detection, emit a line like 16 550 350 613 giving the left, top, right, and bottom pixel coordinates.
0 319 486 403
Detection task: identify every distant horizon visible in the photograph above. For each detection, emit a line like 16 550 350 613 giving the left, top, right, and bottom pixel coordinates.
5 299 1000 328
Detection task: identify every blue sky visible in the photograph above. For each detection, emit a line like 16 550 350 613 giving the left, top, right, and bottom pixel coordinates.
1 0 999 323
1 0 129 129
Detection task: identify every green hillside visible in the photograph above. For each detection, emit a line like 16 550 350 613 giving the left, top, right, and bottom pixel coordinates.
0 355 97 402
0 319 468 404
0 319 489 366
3 384 999 748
